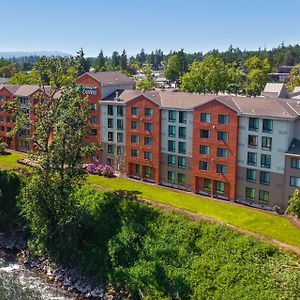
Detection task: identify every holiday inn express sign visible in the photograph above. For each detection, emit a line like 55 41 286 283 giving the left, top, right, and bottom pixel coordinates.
78 85 98 95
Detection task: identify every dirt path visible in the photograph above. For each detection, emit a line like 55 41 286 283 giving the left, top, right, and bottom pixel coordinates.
90 183 300 257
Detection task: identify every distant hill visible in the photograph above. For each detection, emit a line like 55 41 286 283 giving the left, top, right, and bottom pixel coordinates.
0 51 71 58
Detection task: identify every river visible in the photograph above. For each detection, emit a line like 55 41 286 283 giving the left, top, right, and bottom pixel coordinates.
0 250 76 300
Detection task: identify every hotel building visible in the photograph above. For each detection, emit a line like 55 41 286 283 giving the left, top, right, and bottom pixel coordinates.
1 71 300 210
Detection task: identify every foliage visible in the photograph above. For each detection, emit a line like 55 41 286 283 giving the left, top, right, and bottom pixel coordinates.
0 141 8 154
0 170 22 230
136 64 156 91
243 56 270 96
76 48 90 76
8 70 42 85
286 189 300 218
87 175 300 248
287 64 300 92
165 49 188 82
0 63 20 78
95 50 106 71
86 163 114 178
19 186 300 299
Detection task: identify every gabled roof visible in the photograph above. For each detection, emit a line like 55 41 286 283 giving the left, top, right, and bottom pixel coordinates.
286 138 300 156
261 83 290 98
14 85 41 97
80 71 135 86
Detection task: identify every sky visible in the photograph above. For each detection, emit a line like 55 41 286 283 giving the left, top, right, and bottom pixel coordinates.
2 0 300 57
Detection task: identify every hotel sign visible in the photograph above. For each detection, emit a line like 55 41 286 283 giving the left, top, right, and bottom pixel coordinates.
79 85 98 95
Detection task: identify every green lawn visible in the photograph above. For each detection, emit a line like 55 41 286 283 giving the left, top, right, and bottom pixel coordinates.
87 175 300 248
0 150 27 169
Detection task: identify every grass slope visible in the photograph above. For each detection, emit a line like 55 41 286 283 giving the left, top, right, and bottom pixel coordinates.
87 175 300 248
0 151 27 169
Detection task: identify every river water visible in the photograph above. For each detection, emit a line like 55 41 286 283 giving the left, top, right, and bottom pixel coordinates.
0 251 76 300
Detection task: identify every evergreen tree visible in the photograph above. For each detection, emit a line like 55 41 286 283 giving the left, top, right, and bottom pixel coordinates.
112 51 120 68
76 48 90 75
120 49 127 70
286 189 300 218
96 50 106 70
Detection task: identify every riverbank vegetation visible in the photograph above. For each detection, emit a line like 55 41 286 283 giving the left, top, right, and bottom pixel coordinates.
1 176 300 299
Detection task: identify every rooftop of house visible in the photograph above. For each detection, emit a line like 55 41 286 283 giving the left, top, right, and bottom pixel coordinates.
80 71 135 86
103 89 300 119
286 138 300 156
261 83 290 98
0 84 59 98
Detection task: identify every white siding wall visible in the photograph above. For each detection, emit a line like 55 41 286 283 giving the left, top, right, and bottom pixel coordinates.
160 109 193 157
237 116 294 174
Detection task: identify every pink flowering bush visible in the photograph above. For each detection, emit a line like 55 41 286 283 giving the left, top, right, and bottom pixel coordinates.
86 163 114 178
86 163 97 175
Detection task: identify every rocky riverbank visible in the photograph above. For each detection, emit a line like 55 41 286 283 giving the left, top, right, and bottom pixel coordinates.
0 231 127 299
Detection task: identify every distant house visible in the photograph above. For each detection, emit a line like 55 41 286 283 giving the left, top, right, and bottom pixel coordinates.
0 78 8 84
269 66 293 83
261 83 290 98
290 86 300 99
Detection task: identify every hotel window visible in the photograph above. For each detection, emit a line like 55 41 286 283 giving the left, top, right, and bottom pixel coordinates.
136 164 141 174
144 166 152 177
246 169 256 182
168 155 176 167
248 135 258 148
131 121 139 129
107 144 114 154
0 96 2 101
246 187 255 201
201 113 211 123
107 105 114 116
261 154 271 169
168 171 176 183
0 106 3 111
200 129 210 138
107 118 113 128
259 190 269 205
117 119 123 130
247 152 257 166
107 132 114 141
178 173 186 185
117 132 123 143
216 164 228 174
131 107 140 116
262 137 272 151
144 137 152 146
217 148 228 158
262 119 273 133
168 125 176 137
117 146 124 156
178 142 186 154
199 161 209 171
117 106 123 117
291 158 300 169
0 116 3 122
33 98 39 105
204 178 212 191
6 96 10 101
168 140 176 152
178 127 186 139
216 181 225 194
131 148 139 157
178 156 186 169
144 151 152 160
260 171 270 185
217 132 228 141
131 135 139 143
249 118 259 131
218 115 229 124
200 145 210 155
91 116 97 124
168 110 176 122
90 103 97 111
145 108 153 117
179 111 187 124
144 123 153 132
290 176 300 187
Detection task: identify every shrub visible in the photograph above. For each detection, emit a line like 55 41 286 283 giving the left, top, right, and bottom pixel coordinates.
0 142 8 154
286 189 300 218
101 165 114 178
86 163 97 175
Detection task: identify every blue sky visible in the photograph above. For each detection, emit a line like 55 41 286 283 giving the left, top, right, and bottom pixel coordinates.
2 0 300 57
